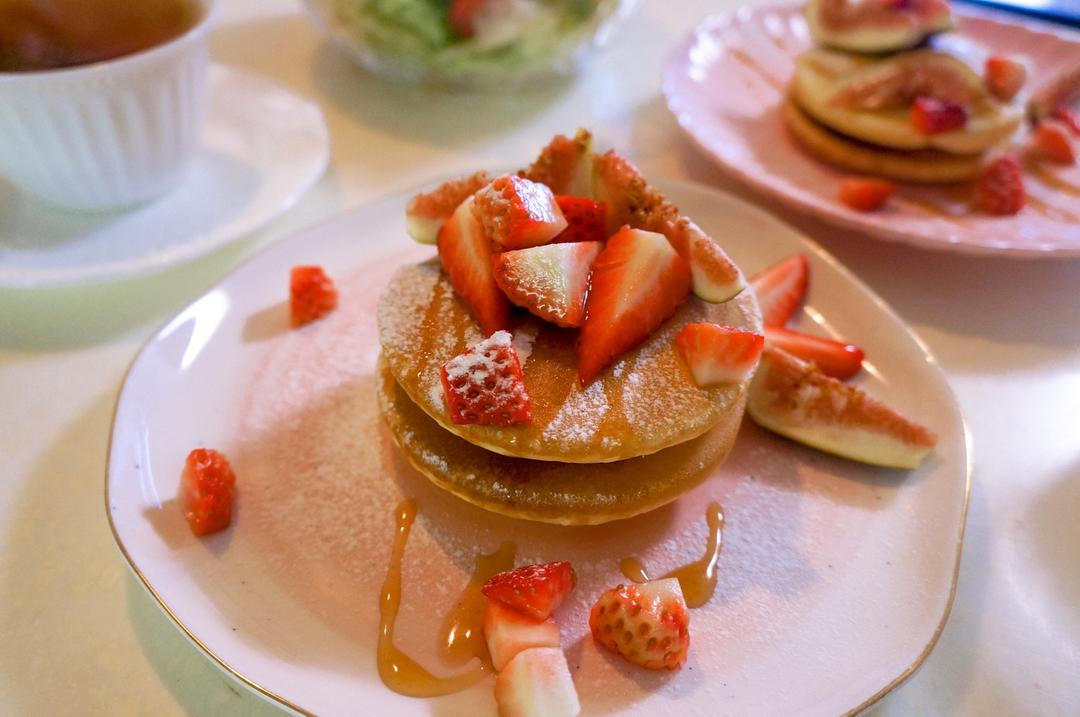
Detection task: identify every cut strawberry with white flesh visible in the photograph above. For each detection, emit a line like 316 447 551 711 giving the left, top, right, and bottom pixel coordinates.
552 196 607 244
764 326 864 380
405 171 490 244
494 647 581 717
483 601 562 672
748 347 937 469
750 254 810 327
578 227 692 384
519 129 594 196
440 330 532 426
589 578 691 671
675 323 764 387
654 216 746 304
437 196 509 335
492 242 603 328
472 175 568 250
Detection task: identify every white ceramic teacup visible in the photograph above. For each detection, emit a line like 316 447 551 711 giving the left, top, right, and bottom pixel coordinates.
0 0 216 211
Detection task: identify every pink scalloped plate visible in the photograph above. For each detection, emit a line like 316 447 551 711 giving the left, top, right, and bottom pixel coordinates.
663 3 1080 258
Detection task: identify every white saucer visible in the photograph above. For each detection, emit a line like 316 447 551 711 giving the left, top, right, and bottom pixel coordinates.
0 65 329 288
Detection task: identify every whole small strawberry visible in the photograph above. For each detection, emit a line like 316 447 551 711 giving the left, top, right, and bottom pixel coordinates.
589 578 690 671
290 266 338 327
974 154 1025 216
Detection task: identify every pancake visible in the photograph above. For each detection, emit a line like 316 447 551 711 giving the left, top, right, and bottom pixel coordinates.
783 95 983 183
377 259 761 463
376 356 745 525
792 48 1022 155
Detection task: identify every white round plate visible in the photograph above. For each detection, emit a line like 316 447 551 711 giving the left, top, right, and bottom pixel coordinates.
663 3 1080 258
0 65 329 287
107 179 970 716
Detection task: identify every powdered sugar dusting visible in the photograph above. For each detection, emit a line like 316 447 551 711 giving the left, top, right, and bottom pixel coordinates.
542 378 609 446
512 324 538 366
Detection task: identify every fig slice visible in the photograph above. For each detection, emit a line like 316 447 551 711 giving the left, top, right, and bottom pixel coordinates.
806 0 954 54
829 51 986 111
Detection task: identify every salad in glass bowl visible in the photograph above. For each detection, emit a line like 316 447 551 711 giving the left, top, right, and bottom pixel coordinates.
303 0 630 86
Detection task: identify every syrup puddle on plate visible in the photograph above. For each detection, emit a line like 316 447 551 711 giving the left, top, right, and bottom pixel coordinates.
438 541 516 667
378 499 488 697
1028 166 1080 198
619 502 725 608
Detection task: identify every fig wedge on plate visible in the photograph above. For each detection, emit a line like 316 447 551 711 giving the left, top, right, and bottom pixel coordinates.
805 0 954 54
747 347 937 469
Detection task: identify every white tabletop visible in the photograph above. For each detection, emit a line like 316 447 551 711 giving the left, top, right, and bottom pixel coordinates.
1 1 1078 714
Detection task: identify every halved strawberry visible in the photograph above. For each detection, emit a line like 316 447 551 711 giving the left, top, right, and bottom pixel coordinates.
492 241 603 328
440 330 531 426
838 177 894 212
471 175 568 250
912 96 968 135
589 578 690 671
985 56 1026 102
180 448 237 537
675 323 764 387
481 561 576 621
578 227 692 384
750 254 810 327
764 326 864 380
405 171 490 244
974 154 1025 216
290 266 338 327
1052 105 1080 136
437 196 509 335
552 196 607 243
1030 119 1077 164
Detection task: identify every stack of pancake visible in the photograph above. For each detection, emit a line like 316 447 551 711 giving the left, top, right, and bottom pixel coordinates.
786 0 1024 183
375 259 760 526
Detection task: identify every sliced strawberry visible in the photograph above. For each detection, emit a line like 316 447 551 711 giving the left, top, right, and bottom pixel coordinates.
405 171 490 244
589 578 690 671
180 449 237 537
437 196 510 334
1052 105 1080 136
482 561 576 621
749 254 809 327
764 326 864 380
290 266 338 327
1030 119 1077 164
472 175 568 251
551 196 607 243
838 177 894 212
578 227 692 384
974 154 1025 216
492 241 602 328
440 330 531 426
675 323 764 387
985 56 1026 102
912 96 968 135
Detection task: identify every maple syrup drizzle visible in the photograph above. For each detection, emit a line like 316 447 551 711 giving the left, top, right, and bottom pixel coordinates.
1026 194 1080 223
728 47 786 92
901 195 956 218
619 502 725 609
1029 166 1080 198
378 500 486 697
438 541 516 667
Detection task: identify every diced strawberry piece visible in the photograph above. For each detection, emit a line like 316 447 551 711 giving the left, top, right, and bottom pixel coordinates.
764 326 864 380
911 96 968 135
440 330 531 426
405 171 490 244
472 175 568 250
180 448 237 537
589 578 690 671
578 227 692 384
484 602 561 671
492 241 602 328
838 177 894 212
1030 119 1077 164
448 0 487 37
974 154 1025 216
749 254 809 327
438 196 510 334
495 647 580 717
675 323 764 387
551 196 607 243
985 56 1026 102
1052 105 1080 136
290 266 338 327
482 561 576 620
